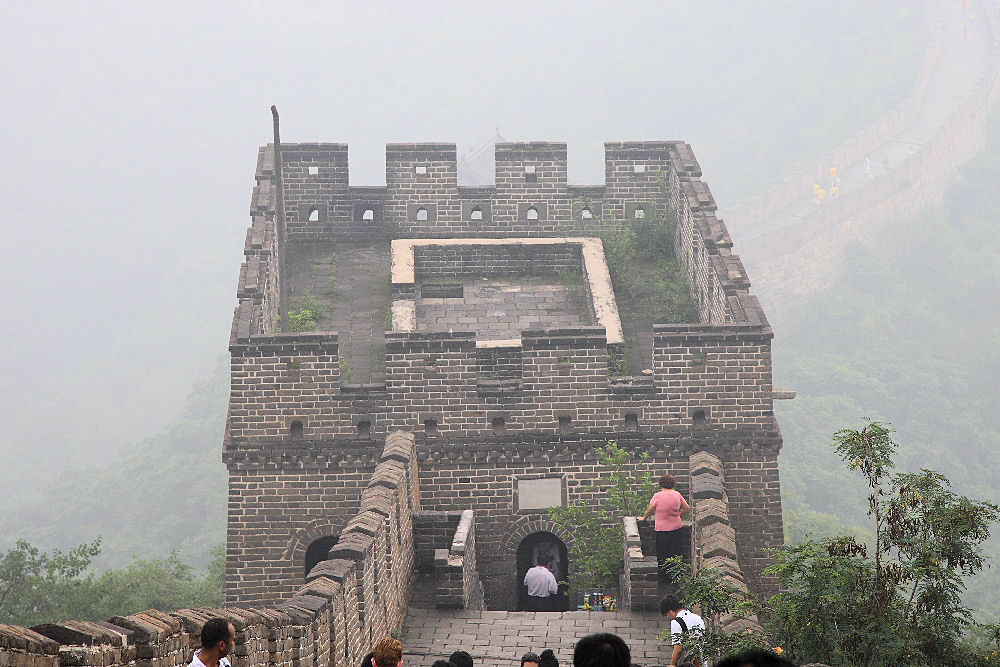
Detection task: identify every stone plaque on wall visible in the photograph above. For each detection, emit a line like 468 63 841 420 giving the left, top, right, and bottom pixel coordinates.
517 477 564 510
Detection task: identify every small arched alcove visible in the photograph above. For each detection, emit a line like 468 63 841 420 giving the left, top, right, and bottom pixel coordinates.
304 534 339 578
516 531 569 611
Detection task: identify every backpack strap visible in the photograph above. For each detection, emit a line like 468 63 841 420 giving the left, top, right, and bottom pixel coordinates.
675 615 688 634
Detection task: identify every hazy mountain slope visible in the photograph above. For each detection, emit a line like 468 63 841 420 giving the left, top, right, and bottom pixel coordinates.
776 111 1000 617
0 360 229 570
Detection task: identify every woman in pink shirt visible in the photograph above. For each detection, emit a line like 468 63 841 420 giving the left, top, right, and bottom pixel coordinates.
637 473 691 580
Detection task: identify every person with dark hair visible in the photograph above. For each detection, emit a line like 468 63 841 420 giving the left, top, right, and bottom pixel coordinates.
572 633 630 667
714 649 794 667
189 618 235 667
538 648 558 667
359 653 375 667
520 652 541 667
637 473 691 580
523 554 558 611
448 650 472 667
430 661 455 667
660 596 705 667
371 637 402 667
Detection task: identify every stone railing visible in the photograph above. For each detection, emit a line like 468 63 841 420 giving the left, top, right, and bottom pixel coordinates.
0 431 421 667
621 516 659 611
688 452 762 634
431 510 484 610
621 518 692 612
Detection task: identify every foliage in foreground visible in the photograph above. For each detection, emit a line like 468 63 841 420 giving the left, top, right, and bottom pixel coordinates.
670 420 1000 667
0 538 223 627
548 441 656 592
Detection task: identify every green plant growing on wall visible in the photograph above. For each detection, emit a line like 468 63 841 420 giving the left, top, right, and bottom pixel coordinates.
326 249 339 296
287 292 323 331
338 348 353 384
547 441 655 592
557 266 583 287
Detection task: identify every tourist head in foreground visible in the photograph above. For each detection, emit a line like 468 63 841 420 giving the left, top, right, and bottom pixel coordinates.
520 652 540 667
371 637 403 667
193 618 235 667
714 648 794 667
572 633 630 667
448 651 472 667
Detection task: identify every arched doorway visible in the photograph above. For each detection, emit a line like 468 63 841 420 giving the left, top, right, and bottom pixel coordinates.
304 534 339 578
516 531 569 611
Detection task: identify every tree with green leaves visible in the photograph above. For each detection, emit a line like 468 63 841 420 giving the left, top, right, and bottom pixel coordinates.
0 538 102 626
764 420 1000 665
667 420 999 666
0 538 223 627
547 441 656 592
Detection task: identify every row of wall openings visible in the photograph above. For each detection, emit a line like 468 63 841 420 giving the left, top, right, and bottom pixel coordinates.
313 204 640 224
308 166 319 175
290 413 691 438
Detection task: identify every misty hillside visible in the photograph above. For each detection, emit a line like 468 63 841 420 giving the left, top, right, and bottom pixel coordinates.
776 109 1000 618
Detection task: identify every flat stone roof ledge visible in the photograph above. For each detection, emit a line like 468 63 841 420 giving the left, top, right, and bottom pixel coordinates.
390 237 623 345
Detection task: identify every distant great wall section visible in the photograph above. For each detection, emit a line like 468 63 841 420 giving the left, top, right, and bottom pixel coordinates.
725 0 1000 324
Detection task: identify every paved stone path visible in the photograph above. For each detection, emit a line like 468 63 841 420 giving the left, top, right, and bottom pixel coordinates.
416 277 591 340
402 608 670 667
287 241 391 383
732 0 995 242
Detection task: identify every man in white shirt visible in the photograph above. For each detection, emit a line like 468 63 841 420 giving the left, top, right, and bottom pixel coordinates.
660 596 705 667
188 618 235 667
523 554 558 611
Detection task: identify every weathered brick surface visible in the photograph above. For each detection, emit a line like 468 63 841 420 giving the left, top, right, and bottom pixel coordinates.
224 138 785 613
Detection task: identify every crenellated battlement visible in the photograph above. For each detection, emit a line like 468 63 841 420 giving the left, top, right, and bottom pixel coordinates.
225 134 784 610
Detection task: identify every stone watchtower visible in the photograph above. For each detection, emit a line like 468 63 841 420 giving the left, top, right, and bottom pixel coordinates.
223 135 783 610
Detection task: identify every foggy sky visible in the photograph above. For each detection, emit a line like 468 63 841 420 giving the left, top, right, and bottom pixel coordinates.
0 1 918 491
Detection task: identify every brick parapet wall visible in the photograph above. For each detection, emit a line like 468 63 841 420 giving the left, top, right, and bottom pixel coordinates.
429 510 484 610
225 321 774 442
688 452 766 634
264 141 687 241
621 518 691 612
0 432 423 667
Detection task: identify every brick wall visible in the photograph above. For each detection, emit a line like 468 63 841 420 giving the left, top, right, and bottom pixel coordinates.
272 141 684 241
225 137 785 609
412 242 581 279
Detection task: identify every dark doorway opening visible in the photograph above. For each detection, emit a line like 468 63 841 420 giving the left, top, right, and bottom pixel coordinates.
304 534 339 578
516 531 569 611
